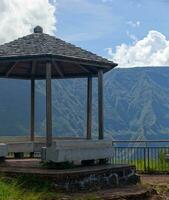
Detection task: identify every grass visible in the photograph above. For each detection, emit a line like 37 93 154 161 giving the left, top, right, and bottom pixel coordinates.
114 158 169 173
135 159 169 173
134 151 169 173
114 150 169 173
0 175 64 200
0 176 100 200
0 178 44 200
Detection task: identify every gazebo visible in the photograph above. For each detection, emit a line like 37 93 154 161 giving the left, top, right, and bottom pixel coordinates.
0 26 117 162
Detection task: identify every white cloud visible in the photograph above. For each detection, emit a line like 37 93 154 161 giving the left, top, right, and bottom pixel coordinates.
107 30 169 67
127 21 140 28
0 0 56 44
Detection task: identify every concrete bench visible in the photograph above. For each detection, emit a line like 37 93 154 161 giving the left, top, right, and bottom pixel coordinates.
0 143 8 160
7 142 34 153
7 142 45 153
42 139 114 163
7 142 45 158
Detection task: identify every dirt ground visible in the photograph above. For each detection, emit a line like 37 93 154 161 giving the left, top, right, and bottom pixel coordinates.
141 174 169 185
141 174 169 200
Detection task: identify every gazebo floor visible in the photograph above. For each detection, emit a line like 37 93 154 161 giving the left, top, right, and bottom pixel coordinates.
0 159 140 191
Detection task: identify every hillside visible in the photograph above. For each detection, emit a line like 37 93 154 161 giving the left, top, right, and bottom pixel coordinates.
0 67 169 140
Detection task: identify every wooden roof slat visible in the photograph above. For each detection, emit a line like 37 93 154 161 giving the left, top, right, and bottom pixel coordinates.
6 62 18 77
52 61 64 78
78 64 91 74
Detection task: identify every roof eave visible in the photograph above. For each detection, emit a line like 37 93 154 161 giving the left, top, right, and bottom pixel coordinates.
0 53 118 69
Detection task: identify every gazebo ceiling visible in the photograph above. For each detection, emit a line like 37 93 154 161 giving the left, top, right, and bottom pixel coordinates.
0 26 118 79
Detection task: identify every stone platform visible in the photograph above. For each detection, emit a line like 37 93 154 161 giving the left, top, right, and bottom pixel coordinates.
0 159 139 192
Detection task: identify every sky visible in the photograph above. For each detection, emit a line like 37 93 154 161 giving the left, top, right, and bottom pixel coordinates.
0 0 169 67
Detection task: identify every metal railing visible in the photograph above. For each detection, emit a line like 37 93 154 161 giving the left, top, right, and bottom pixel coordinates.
112 140 169 173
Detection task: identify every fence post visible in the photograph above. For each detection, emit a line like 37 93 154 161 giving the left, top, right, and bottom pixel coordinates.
147 147 150 173
143 147 147 172
113 140 169 174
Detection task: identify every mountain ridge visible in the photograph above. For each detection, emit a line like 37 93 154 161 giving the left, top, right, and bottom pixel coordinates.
0 67 169 140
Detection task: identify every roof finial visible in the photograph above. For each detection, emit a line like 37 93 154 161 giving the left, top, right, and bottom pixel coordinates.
34 26 43 33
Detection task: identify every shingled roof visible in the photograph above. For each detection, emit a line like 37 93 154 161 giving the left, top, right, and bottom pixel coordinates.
0 26 117 79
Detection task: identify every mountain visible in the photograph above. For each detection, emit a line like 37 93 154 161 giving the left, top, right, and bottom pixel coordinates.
0 67 169 140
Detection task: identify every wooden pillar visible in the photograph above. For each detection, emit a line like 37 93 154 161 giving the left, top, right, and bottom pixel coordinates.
98 70 104 140
86 77 92 139
46 62 52 147
30 78 35 141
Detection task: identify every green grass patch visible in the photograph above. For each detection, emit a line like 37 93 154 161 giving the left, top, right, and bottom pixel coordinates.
114 150 169 173
0 176 100 200
0 175 66 200
0 178 44 200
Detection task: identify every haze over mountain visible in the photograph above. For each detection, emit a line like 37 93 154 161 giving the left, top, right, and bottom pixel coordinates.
0 67 169 141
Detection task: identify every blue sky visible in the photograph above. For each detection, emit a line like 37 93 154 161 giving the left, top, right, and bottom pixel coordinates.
53 0 169 62
1 0 169 67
